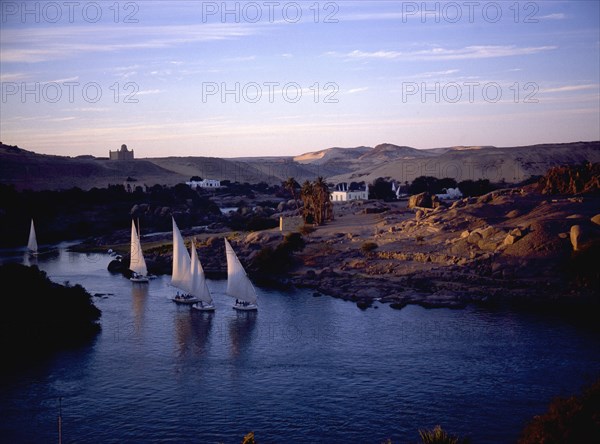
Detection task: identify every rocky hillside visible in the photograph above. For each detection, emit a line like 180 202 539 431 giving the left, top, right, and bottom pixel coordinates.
0 143 185 191
2 140 598 191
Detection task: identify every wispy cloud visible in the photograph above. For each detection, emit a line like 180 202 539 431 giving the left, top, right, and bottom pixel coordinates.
543 84 599 93
0 23 263 63
336 45 557 61
347 87 369 94
0 72 31 82
137 89 163 95
41 76 79 84
539 13 567 20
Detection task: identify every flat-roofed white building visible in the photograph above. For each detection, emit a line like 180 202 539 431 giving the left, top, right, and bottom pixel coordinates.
186 179 221 189
330 183 369 201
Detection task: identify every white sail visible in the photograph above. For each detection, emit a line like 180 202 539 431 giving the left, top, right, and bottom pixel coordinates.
129 220 148 276
225 238 257 304
27 219 38 253
171 218 192 293
189 239 213 304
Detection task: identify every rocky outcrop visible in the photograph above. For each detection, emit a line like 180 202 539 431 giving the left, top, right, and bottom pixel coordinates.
407 192 442 209
539 162 600 195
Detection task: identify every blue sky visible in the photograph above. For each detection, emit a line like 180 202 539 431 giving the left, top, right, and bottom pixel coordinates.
1 1 599 158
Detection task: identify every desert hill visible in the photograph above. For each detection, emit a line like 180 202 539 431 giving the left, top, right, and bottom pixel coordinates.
329 141 600 184
293 146 371 164
0 144 186 191
1 141 598 191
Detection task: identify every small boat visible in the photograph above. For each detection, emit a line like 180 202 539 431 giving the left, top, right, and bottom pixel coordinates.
225 238 258 311
171 218 214 311
27 219 38 255
129 220 149 283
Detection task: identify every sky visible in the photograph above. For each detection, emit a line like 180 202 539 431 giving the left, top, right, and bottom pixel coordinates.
1 1 599 158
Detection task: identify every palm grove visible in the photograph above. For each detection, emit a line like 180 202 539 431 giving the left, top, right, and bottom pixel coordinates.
284 177 334 225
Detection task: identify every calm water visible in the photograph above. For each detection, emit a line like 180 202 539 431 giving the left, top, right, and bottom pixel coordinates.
1 247 599 443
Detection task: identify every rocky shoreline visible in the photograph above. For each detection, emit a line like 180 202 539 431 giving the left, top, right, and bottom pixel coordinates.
77 182 600 316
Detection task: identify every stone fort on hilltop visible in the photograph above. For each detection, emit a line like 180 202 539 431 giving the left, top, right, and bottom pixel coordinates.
109 144 134 161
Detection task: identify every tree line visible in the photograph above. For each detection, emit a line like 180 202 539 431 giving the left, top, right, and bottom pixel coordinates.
281 174 503 225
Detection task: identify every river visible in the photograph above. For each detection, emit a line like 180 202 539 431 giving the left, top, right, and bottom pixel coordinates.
1 246 599 443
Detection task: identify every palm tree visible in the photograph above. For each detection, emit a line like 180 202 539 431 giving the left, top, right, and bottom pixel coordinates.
299 178 333 225
283 177 300 214
300 180 315 224
314 176 328 225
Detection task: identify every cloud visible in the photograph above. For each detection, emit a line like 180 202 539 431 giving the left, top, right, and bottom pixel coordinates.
539 13 566 20
0 72 31 82
543 84 599 93
339 45 557 61
0 23 263 63
41 76 79 84
347 87 369 94
137 89 163 95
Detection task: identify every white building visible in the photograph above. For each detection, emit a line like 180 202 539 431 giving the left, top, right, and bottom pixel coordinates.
186 179 221 189
436 187 463 200
330 183 369 202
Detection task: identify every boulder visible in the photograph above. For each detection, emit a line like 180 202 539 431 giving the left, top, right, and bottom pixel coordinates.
407 192 441 209
467 231 482 245
244 231 278 245
480 226 496 239
509 227 523 238
503 234 517 246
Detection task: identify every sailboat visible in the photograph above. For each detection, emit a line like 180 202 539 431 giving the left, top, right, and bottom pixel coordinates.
190 240 215 312
171 218 215 310
129 220 149 283
225 238 258 311
27 219 38 255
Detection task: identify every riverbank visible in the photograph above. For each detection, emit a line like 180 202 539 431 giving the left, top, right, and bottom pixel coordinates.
280 186 599 312
74 183 600 315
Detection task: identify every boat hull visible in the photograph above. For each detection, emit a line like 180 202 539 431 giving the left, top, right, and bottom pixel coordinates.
192 303 216 312
233 303 258 311
171 296 201 305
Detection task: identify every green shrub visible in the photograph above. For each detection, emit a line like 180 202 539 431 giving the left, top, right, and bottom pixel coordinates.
361 241 378 254
418 425 470 444
518 378 600 443
282 232 305 252
251 232 305 274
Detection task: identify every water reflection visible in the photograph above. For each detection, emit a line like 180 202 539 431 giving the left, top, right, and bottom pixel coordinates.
131 283 149 339
23 252 37 267
174 309 214 358
190 311 214 356
228 311 257 358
